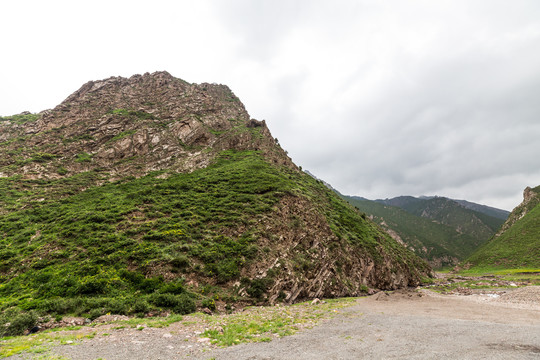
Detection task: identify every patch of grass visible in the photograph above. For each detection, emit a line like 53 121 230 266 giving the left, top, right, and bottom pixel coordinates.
201 297 358 346
75 152 93 163
31 153 57 163
109 130 137 143
109 108 155 121
101 314 183 329
0 113 40 125
0 331 93 358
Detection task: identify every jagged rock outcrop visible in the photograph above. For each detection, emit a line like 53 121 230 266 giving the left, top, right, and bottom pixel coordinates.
464 185 540 269
1 71 292 181
494 186 539 238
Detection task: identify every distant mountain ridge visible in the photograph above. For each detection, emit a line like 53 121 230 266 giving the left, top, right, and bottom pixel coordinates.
375 196 506 237
452 199 509 220
375 196 510 220
342 194 508 268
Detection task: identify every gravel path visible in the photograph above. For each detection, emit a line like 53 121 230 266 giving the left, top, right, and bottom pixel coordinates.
196 287 540 360
8 286 540 359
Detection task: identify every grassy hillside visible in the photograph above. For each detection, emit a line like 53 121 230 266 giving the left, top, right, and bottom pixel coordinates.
344 198 480 266
0 150 429 334
465 186 540 270
343 195 507 268
379 197 504 237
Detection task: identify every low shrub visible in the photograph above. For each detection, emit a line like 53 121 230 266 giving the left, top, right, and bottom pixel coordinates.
170 255 190 270
246 278 272 300
0 307 38 337
160 280 186 295
149 293 195 314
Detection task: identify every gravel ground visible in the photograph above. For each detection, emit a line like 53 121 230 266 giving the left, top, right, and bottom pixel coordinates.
7 286 540 360
196 287 540 360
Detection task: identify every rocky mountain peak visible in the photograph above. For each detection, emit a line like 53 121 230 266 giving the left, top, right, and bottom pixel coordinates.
523 186 537 204
494 185 540 238
1 71 293 181
60 71 179 106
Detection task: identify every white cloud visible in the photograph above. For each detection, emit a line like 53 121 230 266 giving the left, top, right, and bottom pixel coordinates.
1 0 539 211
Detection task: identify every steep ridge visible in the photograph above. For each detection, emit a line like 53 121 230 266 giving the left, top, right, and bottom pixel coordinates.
465 185 540 269
342 195 506 268
453 199 510 220
0 72 430 328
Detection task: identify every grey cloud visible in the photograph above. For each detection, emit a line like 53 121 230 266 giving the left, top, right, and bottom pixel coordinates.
2 0 539 211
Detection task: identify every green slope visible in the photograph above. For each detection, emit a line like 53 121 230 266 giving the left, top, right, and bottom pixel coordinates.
379 197 504 237
344 197 480 268
0 150 429 330
343 195 506 268
466 186 540 270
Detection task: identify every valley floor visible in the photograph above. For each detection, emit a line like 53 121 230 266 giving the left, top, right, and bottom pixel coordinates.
5 286 540 359
197 287 540 360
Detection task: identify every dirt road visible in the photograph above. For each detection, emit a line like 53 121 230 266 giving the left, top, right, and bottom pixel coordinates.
9 287 540 359
195 288 540 359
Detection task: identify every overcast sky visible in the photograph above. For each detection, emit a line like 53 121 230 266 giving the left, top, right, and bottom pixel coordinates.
2 0 539 211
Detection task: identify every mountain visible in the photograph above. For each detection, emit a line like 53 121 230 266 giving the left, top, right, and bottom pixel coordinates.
0 72 430 328
304 169 339 193
452 199 510 220
465 186 540 269
375 196 505 238
342 195 507 268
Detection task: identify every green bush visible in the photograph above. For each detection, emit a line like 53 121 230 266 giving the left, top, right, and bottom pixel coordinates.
0 308 38 337
88 308 105 321
149 293 195 314
138 276 164 294
76 277 109 295
202 298 216 311
133 298 151 314
160 281 186 295
170 255 190 270
246 278 271 299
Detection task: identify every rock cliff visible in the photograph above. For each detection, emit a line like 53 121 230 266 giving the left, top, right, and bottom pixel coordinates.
494 186 539 238
1 71 291 181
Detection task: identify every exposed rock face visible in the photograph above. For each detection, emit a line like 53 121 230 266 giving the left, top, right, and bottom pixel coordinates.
241 196 427 303
523 186 537 204
1 71 292 180
495 186 539 238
